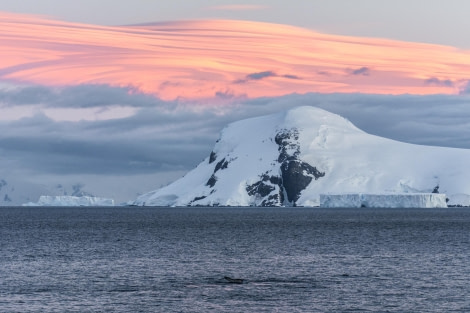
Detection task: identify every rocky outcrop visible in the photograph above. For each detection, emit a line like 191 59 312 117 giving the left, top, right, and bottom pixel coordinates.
189 127 326 206
246 173 283 206
281 160 324 203
274 128 325 204
240 128 325 206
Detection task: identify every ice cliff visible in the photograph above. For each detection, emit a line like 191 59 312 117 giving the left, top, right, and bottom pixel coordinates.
23 196 114 206
320 193 448 208
130 106 470 207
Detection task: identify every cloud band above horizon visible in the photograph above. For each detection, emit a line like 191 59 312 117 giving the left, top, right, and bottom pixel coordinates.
2 11 470 102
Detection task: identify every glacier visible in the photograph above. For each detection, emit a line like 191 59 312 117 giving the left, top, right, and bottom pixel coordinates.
131 106 470 207
320 193 448 208
23 196 115 207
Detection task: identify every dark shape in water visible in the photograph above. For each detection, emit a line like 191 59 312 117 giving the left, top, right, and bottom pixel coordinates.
224 276 244 284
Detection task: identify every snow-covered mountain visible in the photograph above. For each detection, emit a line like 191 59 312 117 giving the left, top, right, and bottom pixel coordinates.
131 106 470 207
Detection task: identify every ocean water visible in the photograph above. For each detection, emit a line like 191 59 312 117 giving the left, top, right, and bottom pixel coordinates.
1 206 469 313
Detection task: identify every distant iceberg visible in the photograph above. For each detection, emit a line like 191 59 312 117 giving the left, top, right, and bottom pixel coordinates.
320 193 448 208
23 195 114 207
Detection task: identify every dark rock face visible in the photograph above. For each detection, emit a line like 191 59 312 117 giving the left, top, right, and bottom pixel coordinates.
243 128 325 206
206 174 217 187
205 157 231 189
246 180 275 197
204 127 325 206
264 193 282 206
269 175 281 185
246 173 284 206
275 129 300 163
190 195 207 205
215 158 229 173
281 160 324 203
209 151 217 164
195 154 232 202
275 128 325 205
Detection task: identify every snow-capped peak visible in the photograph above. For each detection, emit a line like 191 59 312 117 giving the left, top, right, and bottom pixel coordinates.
131 106 470 207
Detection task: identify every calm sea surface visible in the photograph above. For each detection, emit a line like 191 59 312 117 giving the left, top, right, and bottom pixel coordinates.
1 206 469 312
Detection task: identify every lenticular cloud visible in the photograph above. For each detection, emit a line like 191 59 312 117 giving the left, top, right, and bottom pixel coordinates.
1 11 470 102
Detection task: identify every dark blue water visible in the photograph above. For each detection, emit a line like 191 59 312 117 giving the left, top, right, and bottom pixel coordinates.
1 207 470 312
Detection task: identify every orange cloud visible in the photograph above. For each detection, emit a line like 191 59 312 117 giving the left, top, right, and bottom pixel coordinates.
1 11 470 102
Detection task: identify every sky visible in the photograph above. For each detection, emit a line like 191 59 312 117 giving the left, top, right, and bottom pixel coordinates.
2 0 470 48
1 1 470 203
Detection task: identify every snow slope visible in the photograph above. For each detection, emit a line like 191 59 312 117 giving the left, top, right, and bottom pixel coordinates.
131 106 470 207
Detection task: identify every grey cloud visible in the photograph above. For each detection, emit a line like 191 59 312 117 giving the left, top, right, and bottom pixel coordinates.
0 85 53 105
235 71 301 84
350 67 371 76
215 89 248 101
159 80 181 90
0 134 206 175
282 74 300 80
425 77 454 87
0 84 162 108
246 71 277 80
215 89 236 99
0 103 237 177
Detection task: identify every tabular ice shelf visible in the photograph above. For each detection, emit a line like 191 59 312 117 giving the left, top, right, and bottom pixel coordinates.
23 195 114 206
320 193 448 208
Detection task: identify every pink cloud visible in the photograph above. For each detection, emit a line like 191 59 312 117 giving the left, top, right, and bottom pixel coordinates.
1 12 469 102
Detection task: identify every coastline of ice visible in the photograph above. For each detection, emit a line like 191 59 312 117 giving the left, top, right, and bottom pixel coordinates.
23 195 115 207
320 193 448 208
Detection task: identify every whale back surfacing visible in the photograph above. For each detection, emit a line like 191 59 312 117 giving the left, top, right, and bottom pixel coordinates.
224 276 244 284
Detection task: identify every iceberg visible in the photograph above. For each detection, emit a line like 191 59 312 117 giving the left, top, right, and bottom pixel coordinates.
23 195 115 207
320 193 448 208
